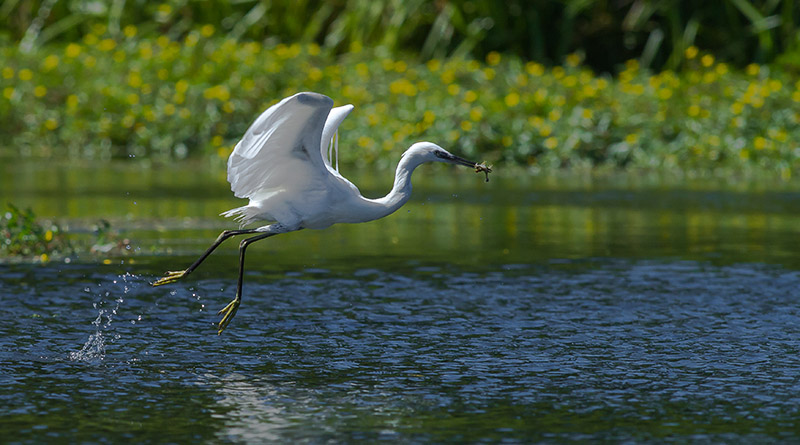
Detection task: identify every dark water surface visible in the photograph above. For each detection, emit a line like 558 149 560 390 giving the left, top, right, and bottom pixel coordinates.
2 162 800 442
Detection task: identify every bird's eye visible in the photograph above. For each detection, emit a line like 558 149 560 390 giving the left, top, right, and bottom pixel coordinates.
433 150 447 159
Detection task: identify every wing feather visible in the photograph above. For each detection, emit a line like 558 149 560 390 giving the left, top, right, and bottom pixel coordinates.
226 92 334 200
320 104 354 171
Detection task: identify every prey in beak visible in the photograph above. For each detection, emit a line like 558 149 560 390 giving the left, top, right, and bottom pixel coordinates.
434 150 493 182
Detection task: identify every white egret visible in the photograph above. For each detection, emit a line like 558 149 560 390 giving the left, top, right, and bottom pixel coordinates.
152 92 491 334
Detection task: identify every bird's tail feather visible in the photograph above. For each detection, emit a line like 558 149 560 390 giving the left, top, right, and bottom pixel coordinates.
220 205 261 227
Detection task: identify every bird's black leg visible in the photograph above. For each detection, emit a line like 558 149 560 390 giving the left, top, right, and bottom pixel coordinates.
152 229 259 286
217 231 278 334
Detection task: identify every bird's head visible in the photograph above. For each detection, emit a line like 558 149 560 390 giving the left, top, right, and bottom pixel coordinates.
402 142 492 180
404 142 476 167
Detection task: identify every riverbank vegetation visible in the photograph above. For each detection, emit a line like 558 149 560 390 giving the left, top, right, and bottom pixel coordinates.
1 1 798 177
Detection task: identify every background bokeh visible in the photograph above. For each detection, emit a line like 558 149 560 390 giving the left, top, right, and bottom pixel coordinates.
1 1 799 173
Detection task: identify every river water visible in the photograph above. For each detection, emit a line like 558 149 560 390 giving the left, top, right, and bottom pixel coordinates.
2 162 799 442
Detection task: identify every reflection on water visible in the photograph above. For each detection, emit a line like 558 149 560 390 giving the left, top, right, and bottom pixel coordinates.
2 162 800 441
2 162 799 269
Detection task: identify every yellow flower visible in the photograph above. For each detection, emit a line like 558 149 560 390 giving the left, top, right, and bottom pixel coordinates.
98 38 117 51
685 46 699 59
460 121 473 131
504 92 520 107
440 69 455 84
525 62 544 76
308 67 323 82
2 67 13 79
423 110 435 124
358 136 372 148
581 109 593 120
42 54 59 71
464 90 478 103
716 63 728 75
123 25 137 38
44 118 58 130
730 102 744 114
33 85 47 97
139 44 153 60
65 43 81 58
164 103 176 115
746 63 760 76
201 24 215 37
128 72 142 88
175 79 189 94
447 84 460 96
544 137 558 149
3 87 14 100
687 104 700 117
565 53 581 67
538 124 552 137
19 68 33 81
483 67 495 80
502 136 513 147
426 59 441 72
625 133 639 145
179 108 191 119
657 88 673 100
700 54 714 67
753 136 768 150
126 93 139 105
486 51 501 66
218 146 232 159
548 109 561 122
66 94 79 108
469 107 483 122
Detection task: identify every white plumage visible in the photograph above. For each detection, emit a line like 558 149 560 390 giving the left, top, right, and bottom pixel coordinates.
153 92 490 334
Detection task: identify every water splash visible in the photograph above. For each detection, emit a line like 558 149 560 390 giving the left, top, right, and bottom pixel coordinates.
69 272 137 361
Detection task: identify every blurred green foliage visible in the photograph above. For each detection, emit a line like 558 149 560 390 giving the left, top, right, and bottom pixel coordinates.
2 1 799 72
0 27 798 175
0 203 71 260
0 203 132 261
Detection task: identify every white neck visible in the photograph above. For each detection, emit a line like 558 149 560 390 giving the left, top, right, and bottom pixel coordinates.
355 152 425 222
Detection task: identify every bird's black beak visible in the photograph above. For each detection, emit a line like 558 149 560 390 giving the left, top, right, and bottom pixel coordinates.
434 150 492 182
434 151 480 168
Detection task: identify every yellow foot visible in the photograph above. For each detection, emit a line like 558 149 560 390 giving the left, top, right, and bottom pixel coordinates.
217 297 241 335
152 270 187 287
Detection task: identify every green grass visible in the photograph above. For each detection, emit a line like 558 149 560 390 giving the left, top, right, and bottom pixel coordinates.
1 28 799 177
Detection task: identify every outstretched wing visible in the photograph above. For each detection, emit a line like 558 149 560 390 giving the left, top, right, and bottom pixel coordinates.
227 92 334 200
320 104 354 172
